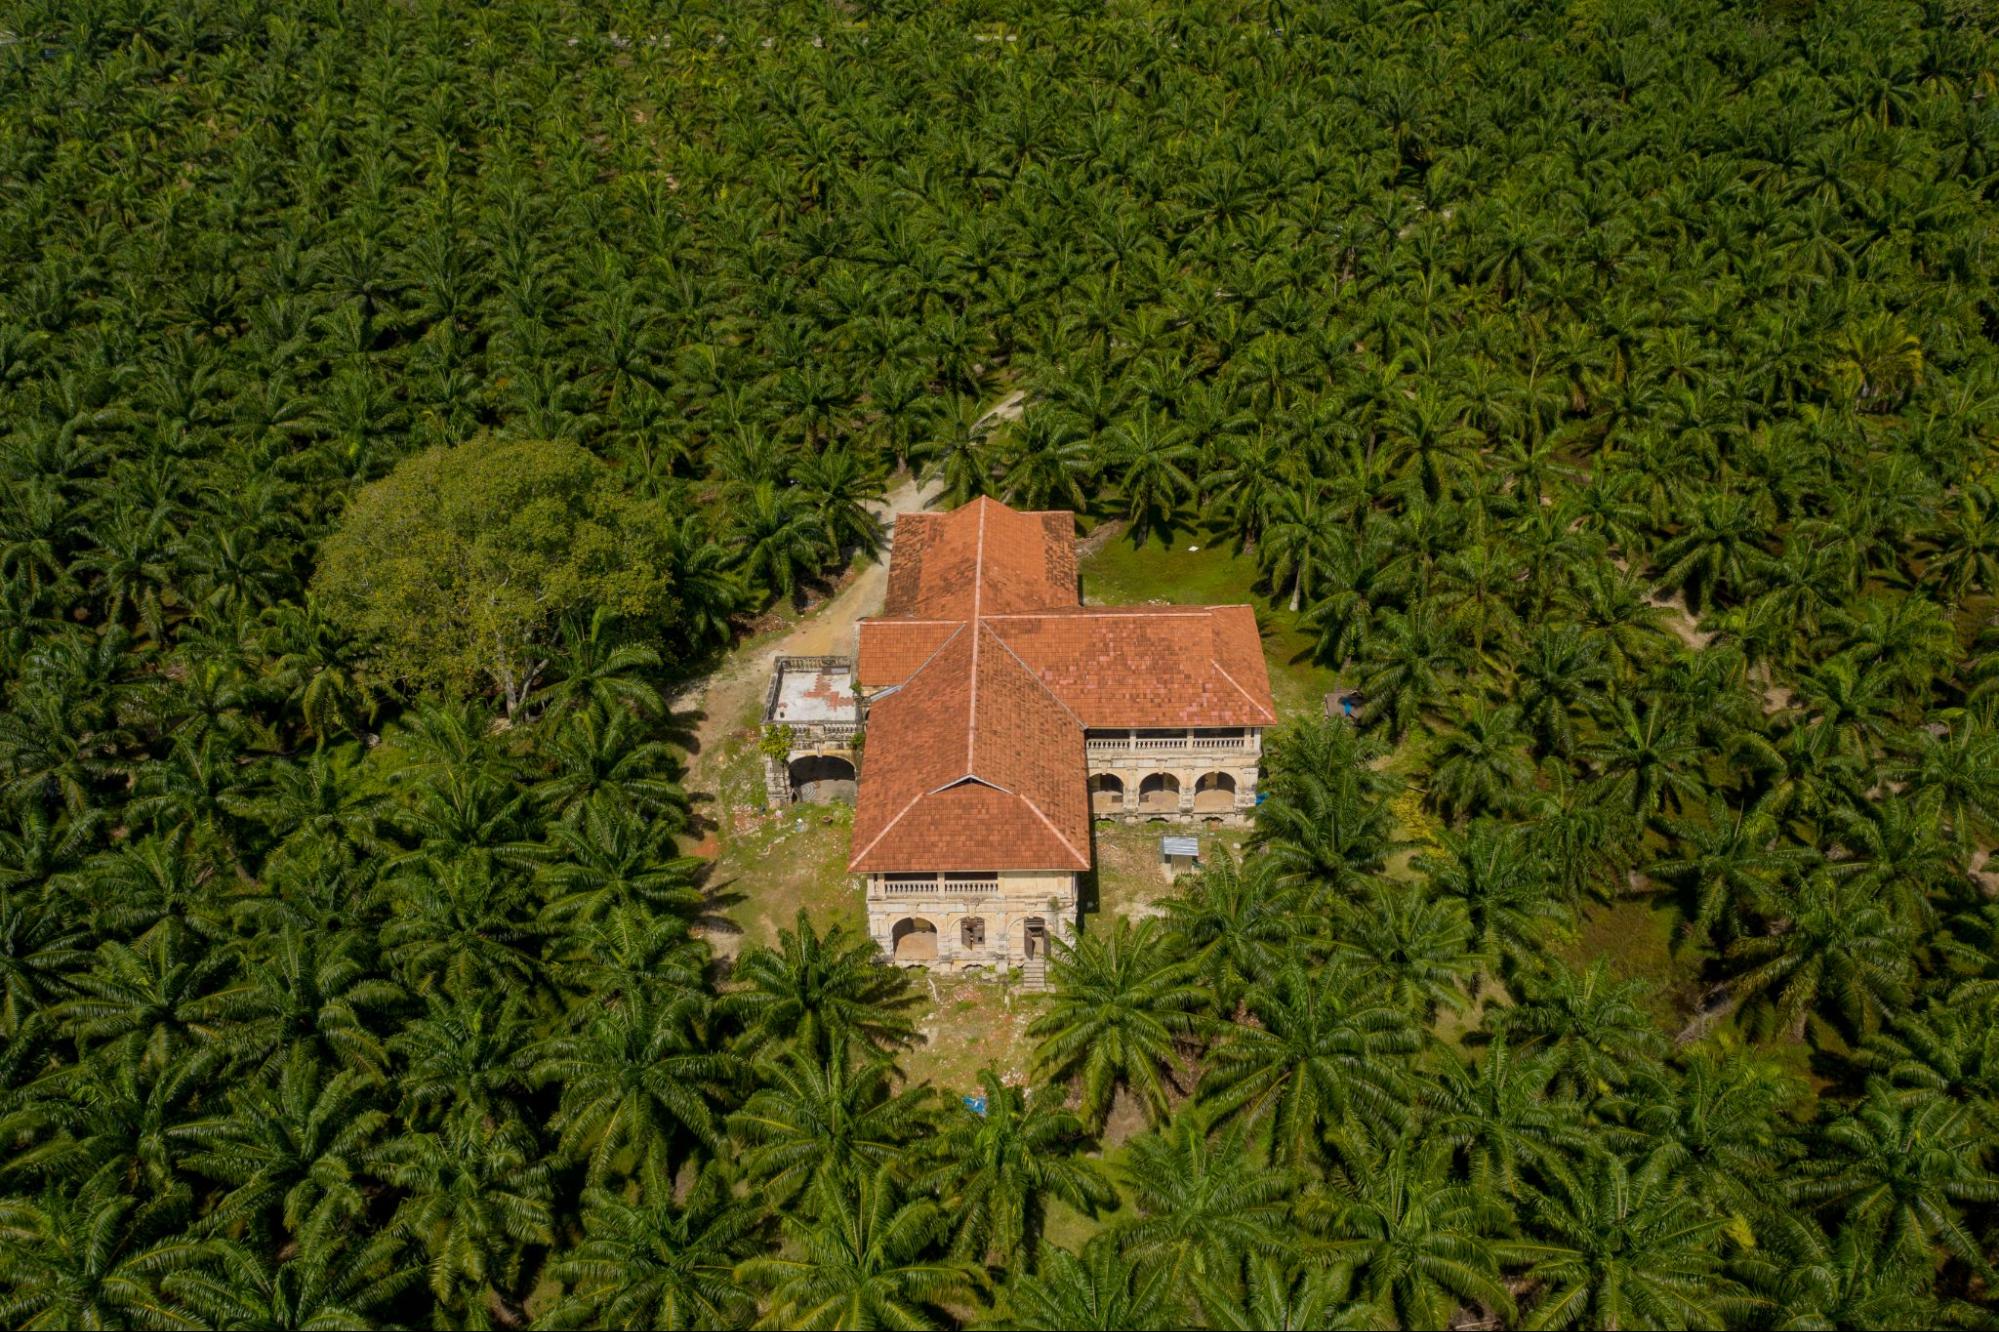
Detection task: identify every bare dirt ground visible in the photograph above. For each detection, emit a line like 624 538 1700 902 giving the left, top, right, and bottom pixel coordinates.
1647 588 1713 650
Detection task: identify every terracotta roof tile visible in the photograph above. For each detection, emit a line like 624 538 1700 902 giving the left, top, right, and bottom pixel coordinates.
881 498 1077 618
983 608 1276 728
855 620 961 687
849 499 1275 874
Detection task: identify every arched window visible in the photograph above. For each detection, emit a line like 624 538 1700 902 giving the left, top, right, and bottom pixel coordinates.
1137 772 1181 812
889 917 938 962
788 754 857 804
961 917 986 949
1193 771 1237 812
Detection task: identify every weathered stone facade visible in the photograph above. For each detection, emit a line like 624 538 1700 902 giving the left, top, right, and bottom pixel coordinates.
761 655 861 806
865 870 1078 972
1083 727 1263 825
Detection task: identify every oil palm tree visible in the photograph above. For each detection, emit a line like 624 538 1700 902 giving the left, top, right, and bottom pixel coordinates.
724 910 919 1062
1416 822 1571 992
739 1166 982 1332
375 1108 553 1326
1428 1037 1583 1193
387 986 536 1130
1199 960 1419 1167
535 803 705 926
1648 798 1808 945
528 706 690 832
1854 999 1999 1136
1356 605 1465 740
1652 490 1765 613
1518 1150 1742 1330
1612 1051 1799 1216
1583 696 1708 818
529 990 736 1186
1734 1212 1942 1331
1114 1116 1293 1290
734 481 824 609
1194 1253 1381 1332
1886 721 1999 854
1427 703 1535 822
55 923 237 1072
1498 961 1666 1099
1726 874 1914 1042
1254 746 1402 897
794 446 887 562
1336 888 1481 1021
1314 1138 1517 1330
198 924 401 1079
926 1072 1115 1267
995 1235 1173 1332
662 512 746 658
180 1043 387 1249
539 1164 762 1331
376 857 545 1001
0 1164 204 1330
999 410 1094 512
160 1231 420 1332
730 1039 933 1208
1029 918 1207 1131
533 612 664 722
1108 407 1195 543
1158 851 1300 1014
1788 1087 1999 1278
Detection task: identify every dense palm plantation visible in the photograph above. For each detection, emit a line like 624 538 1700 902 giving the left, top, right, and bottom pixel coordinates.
3 0 1998 1326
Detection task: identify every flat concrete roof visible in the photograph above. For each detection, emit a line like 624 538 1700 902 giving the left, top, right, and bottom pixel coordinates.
768 659 856 725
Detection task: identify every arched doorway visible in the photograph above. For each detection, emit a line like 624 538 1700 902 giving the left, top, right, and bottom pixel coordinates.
1022 916 1047 960
789 754 856 804
961 917 986 950
890 917 938 962
1088 772 1125 814
1137 772 1181 813
1193 771 1237 813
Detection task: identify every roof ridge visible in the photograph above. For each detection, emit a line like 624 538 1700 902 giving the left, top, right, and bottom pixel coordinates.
1211 657 1278 723
965 500 987 771
888 620 967 691
1016 790 1091 869
980 618 1087 730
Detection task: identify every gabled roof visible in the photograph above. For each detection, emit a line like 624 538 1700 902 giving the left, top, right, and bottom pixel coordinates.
849 498 1276 874
981 606 1276 728
882 497 1077 619
849 623 1089 873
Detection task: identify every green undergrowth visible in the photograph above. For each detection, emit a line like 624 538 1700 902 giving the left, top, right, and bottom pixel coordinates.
1079 531 1340 723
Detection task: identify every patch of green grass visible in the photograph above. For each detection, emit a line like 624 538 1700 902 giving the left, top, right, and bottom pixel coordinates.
1565 894 1711 1029
1083 821 1253 927
1079 531 1339 723
710 803 864 949
1041 1143 1137 1252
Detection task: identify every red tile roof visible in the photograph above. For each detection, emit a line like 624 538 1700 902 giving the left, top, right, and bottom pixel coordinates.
882 499 1077 618
982 608 1276 728
849 498 1275 874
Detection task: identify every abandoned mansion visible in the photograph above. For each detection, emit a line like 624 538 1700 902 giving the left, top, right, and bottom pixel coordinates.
762 497 1277 973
